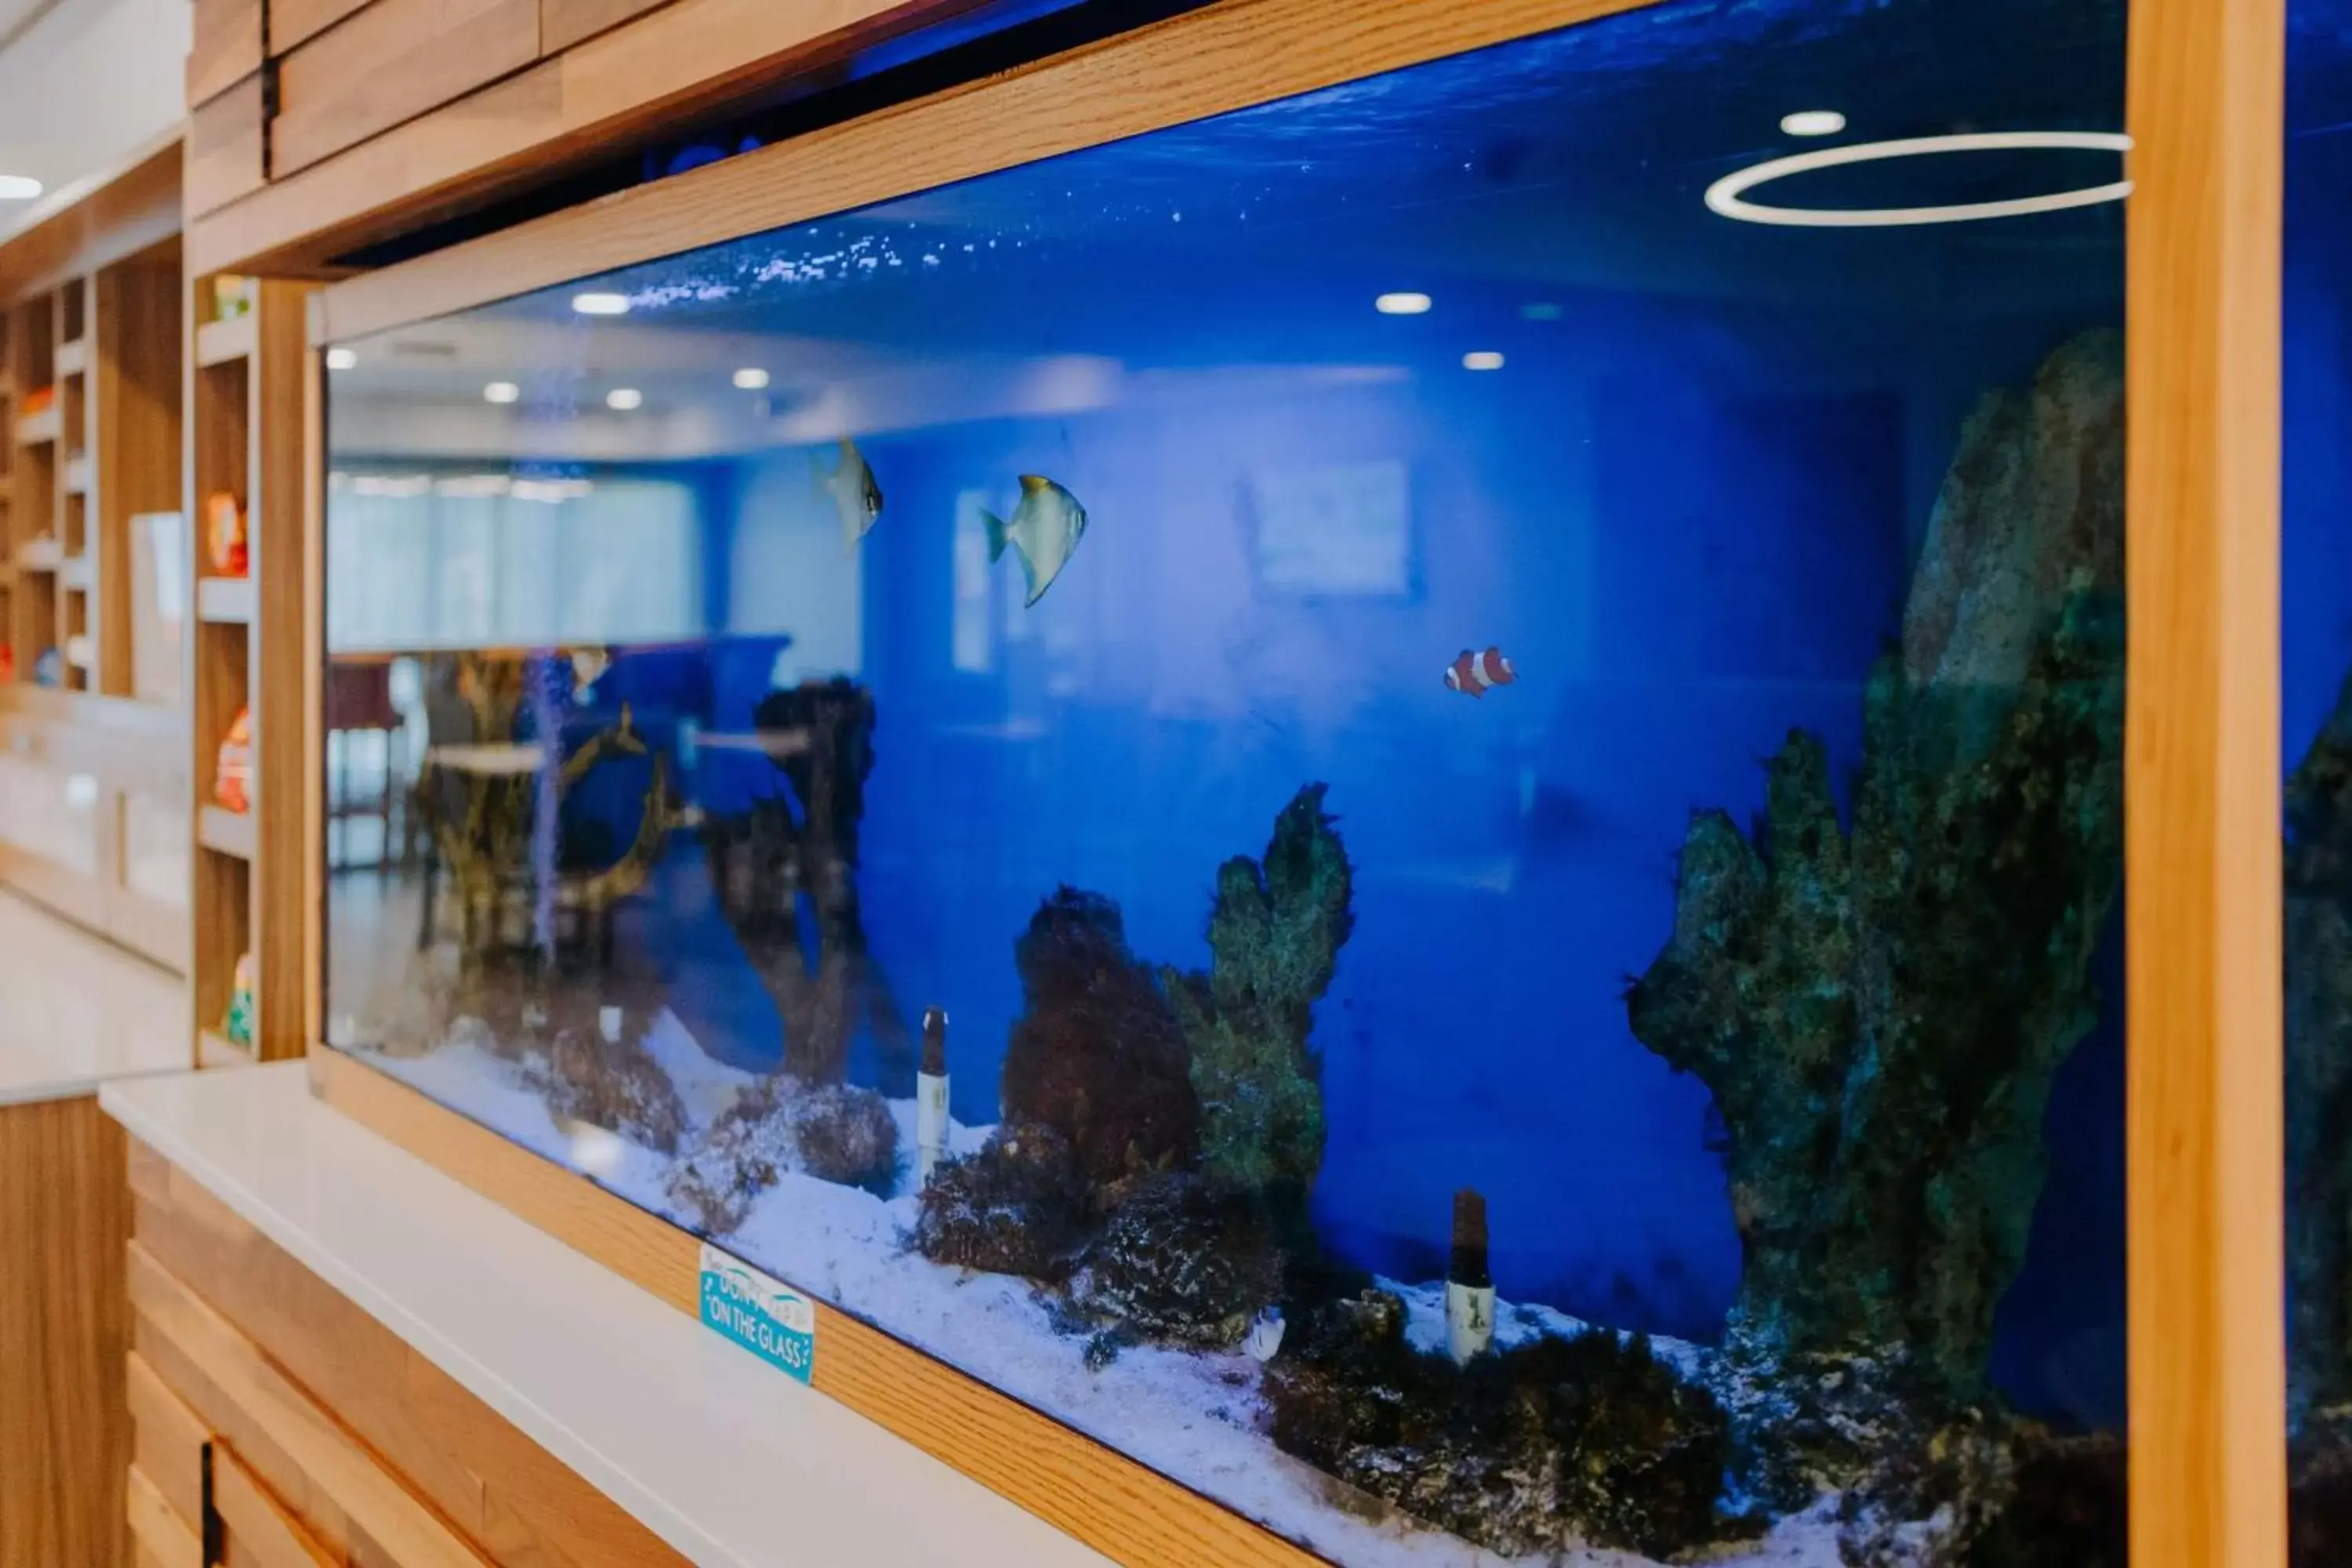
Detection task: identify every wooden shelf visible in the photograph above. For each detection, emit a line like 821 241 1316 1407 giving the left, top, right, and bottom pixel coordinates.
198 805 255 861
196 1029 251 1069
18 535 60 572
58 555 91 592
53 339 85 377
195 314 255 368
195 575 254 623
14 405 56 445
63 454 89 495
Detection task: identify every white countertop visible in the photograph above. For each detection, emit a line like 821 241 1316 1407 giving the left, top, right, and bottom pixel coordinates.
100 1063 1112 1568
0 888 187 1107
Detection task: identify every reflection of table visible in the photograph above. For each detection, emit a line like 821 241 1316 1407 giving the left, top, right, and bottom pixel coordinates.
425 742 546 777
696 728 811 760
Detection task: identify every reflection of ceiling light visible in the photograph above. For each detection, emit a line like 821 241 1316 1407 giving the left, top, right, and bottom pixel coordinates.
325 347 358 371
1706 131 2134 227
0 176 40 200
733 368 770 390
1376 292 1433 315
1463 351 1506 372
484 381 521 404
1780 110 1848 138
513 477 594 504
433 475 512 498
572 292 630 316
605 387 643 411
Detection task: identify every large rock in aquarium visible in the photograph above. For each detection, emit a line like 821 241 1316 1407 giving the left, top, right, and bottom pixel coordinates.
1624 332 2126 1497
1073 1172 1284 1349
2287 674 2352 1428
667 1076 898 1235
1164 784 1354 1200
1000 888 1200 1190
523 997 688 1157
1266 1291 1733 1560
912 1123 1096 1279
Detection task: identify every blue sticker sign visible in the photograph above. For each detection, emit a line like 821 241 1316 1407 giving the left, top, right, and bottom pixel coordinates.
699 1243 815 1384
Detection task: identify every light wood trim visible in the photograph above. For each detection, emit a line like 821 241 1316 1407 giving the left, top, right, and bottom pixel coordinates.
541 0 670 54
125 1352 210 1531
273 0 543 179
125 1465 201 1568
309 1050 1322 1567
213 1448 339 1568
253 285 315 1064
270 0 376 55
0 137 180 303
199 804 256 860
2126 1 2288 1566
314 0 1659 339
185 0 263 110
197 314 256 370
187 74 267 222
198 575 256 623
125 1241 497 1568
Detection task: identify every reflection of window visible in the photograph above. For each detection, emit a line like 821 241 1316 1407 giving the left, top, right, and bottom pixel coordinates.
1251 459 1414 597
325 475 702 651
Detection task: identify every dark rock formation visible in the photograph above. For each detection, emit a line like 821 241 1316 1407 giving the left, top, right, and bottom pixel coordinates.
1267 1291 1733 1560
1624 332 2126 1490
1075 1172 1284 1349
912 1123 1096 1279
2288 676 2352 1429
1164 784 1354 1202
667 1076 898 1234
785 1082 900 1189
1000 888 1199 1191
520 998 688 1156
1960 1428 2126 1568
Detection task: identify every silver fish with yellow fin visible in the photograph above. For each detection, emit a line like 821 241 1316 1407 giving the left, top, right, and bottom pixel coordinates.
823 437 884 553
984 475 1089 607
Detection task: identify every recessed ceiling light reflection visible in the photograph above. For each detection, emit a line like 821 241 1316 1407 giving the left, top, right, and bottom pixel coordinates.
734 368 771 390
1376 292 1433 316
484 381 521 405
1780 111 1849 138
572 292 631 317
606 387 644 412
325 348 358 371
0 176 41 200
1463 351 1506 372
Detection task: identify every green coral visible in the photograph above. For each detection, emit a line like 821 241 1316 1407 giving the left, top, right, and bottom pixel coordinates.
1627 333 2125 1447
1165 784 1354 1199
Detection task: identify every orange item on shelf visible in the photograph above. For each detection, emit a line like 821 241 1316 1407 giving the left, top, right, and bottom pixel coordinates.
20 385 53 416
206 491 249 578
214 706 252 814
0 646 14 682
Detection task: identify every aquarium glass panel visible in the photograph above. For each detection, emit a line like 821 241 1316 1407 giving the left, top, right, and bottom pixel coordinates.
2289 3 2352 1559
322 0 2131 1559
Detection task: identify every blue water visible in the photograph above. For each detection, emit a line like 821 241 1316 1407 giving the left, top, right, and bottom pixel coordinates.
326 0 2129 1443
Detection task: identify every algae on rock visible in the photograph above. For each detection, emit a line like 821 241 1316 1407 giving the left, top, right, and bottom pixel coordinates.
1164 783 1355 1200
1626 332 2126 1452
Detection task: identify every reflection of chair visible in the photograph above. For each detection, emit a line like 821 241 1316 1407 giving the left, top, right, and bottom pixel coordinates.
326 659 402 869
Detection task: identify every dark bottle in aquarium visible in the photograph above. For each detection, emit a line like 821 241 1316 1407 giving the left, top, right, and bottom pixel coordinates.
318 0 2133 1560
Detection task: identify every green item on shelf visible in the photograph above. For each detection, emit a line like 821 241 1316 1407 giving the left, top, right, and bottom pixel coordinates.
225 953 256 1048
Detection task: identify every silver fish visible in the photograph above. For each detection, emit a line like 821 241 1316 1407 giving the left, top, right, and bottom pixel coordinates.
984 475 1089 607
823 437 884 552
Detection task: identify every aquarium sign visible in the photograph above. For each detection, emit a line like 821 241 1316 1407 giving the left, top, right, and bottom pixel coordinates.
698 1243 816 1384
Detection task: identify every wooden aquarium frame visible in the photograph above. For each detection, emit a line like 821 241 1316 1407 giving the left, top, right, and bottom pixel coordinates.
297 0 2292 1564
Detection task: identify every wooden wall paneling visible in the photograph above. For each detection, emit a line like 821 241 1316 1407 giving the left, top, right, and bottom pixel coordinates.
272 0 543 179
126 1465 203 1568
314 0 1661 342
2126 0 2289 1565
186 0 263 110
125 1350 212 1526
253 284 313 1062
539 0 670 56
0 136 180 303
214 1447 341 1568
271 0 378 56
0 1096 129 1568
187 76 270 223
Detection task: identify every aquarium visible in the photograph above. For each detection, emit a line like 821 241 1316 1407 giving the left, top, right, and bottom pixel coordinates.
2288 3 2352 1562
319 0 2132 1560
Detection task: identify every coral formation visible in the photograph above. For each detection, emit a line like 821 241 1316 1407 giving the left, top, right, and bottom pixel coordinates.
1624 332 2125 1504
2287 674 2352 1428
911 1123 1096 1278
1266 1289 1733 1560
1000 887 1200 1191
1165 784 1354 1202
668 1076 898 1233
1075 1172 1285 1349
521 1000 690 1156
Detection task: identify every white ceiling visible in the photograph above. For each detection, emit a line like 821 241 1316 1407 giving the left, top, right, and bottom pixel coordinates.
0 0 188 238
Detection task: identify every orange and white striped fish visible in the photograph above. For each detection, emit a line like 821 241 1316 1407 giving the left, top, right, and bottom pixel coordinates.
1444 646 1516 698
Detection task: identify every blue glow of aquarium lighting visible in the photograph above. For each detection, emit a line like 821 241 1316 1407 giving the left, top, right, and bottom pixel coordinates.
1705 131 2134 227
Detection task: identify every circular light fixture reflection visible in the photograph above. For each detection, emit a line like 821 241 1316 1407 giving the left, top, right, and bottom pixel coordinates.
325 347 358 372
0 176 41 200
484 381 521 405
1705 131 2133 227
1780 110 1849 138
734 367 771 390
1463 351 1506 372
572 292 631 316
606 387 644 412
1376 292 1433 316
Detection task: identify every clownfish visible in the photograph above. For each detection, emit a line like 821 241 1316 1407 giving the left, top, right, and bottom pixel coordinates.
1444 646 1517 698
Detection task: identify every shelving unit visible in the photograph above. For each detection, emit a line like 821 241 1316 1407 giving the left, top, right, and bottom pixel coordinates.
187 274 310 1064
